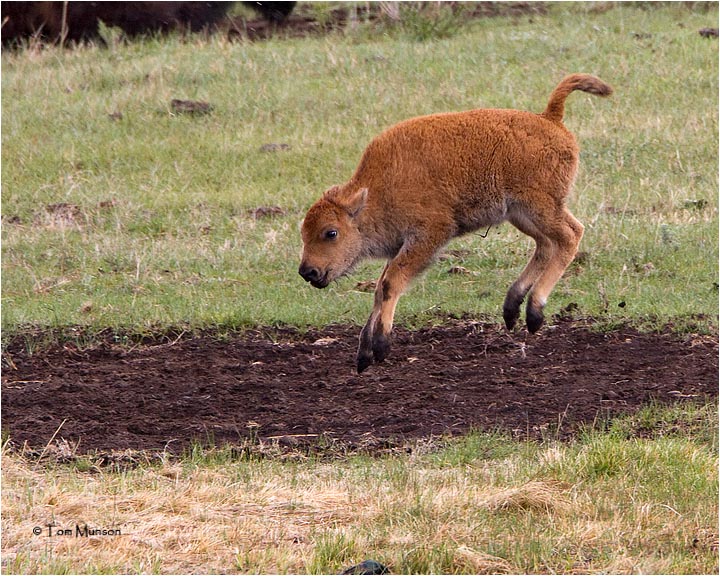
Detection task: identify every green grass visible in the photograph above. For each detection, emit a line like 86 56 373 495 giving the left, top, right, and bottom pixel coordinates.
2 402 717 574
2 2 717 341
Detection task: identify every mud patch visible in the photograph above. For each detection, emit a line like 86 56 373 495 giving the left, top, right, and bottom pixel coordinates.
2 321 716 456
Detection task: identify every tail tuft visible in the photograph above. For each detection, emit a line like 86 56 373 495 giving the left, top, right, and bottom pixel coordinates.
542 74 613 123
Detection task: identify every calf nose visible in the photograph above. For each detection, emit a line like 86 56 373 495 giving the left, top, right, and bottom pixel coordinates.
299 264 320 283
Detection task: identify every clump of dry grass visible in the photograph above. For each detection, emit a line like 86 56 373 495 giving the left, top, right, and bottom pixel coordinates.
453 545 514 574
481 479 570 514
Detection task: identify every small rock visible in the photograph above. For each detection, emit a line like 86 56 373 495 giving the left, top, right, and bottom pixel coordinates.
354 280 377 292
260 143 291 152
561 302 579 314
170 99 213 115
573 251 589 265
447 265 472 275
247 206 286 219
341 559 389 575
312 337 338 346
682 198 707 210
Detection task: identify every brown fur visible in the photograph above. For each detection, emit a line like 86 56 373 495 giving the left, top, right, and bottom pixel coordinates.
300 73 613 373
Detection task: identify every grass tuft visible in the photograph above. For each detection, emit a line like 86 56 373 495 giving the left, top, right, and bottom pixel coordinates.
482 480 570 513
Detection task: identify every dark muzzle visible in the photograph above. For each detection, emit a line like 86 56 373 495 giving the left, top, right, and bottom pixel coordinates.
299 264 328 288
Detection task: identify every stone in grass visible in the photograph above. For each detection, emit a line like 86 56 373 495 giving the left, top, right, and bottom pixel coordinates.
170 99 214 116
354 280 377 292
260 142 291 152
341 559 389 575
447 265 473 275
247 206 286 219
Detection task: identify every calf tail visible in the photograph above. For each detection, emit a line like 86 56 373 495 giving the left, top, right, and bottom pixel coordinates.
542 73 613 123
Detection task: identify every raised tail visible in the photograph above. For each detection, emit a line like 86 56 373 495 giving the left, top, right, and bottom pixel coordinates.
542 74 613 123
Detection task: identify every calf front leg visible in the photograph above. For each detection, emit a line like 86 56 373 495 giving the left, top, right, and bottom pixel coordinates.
356 238 441 373
356 263 405 373
357 263 389 373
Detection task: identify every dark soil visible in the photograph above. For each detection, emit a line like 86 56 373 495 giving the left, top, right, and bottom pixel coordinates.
2 320 716 456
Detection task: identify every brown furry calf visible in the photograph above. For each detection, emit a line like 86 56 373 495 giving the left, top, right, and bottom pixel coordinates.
300 74 612 373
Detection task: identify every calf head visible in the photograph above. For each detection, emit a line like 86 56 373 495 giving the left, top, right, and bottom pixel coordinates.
299 187 368 288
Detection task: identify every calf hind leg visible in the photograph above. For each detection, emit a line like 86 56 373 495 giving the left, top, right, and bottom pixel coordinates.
503 214 554 330
524 209 584 332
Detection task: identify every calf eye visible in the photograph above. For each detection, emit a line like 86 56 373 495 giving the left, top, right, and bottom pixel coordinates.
324 229 338 240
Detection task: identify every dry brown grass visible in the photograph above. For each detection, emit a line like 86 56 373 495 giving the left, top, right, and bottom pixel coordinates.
2 427 717 575
480 479 571 514
0 450 569 573
2 452 366 573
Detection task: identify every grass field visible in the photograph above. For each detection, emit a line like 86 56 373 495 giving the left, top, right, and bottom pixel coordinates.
1 2 718 574
2 1 717 338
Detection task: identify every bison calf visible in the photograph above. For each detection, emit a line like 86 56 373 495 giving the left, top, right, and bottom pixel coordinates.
300 73 612 373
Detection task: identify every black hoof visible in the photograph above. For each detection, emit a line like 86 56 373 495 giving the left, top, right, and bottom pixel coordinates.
503 288 524 330
372 334 391 363
526 306 544 333
503 305 520 330
357 352 374 374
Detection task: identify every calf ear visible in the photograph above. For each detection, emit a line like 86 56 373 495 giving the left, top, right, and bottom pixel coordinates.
345 187 368 218
323 184 342 199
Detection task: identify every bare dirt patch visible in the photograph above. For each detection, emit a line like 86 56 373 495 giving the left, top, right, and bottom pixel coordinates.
2 320 716 456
